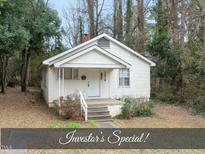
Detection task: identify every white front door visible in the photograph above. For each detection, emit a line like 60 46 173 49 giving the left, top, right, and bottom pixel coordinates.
87 69 100 97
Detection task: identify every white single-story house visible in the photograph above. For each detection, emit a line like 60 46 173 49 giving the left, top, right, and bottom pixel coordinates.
41 33 155 113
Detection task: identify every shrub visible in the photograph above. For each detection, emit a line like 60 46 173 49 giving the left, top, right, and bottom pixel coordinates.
121 98 135 119
114 114 124 119
133 101 153 116
66 122 80 128
47 122 59 128
119 98 153 119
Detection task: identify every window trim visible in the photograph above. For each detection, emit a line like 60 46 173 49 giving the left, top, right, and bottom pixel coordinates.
119 68 130 88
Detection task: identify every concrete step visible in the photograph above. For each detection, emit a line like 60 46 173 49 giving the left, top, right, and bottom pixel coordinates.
88 105 107 109
87 104 112 122
94 119 113 122
88 114 111 118
88 107 108 112
88 110 110 115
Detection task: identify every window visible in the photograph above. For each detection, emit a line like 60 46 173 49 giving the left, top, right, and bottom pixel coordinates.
73 69 79 79
119 69 130 87
64 68 72 79
64 68 79 80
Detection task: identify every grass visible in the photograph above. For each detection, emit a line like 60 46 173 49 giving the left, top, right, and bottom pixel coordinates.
86 120 96 127
47 122 59 128
66 122 80 128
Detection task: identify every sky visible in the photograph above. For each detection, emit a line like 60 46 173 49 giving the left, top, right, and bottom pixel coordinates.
49 0 75 24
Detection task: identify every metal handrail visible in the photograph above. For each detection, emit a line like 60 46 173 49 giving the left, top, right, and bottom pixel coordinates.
78 90 88 121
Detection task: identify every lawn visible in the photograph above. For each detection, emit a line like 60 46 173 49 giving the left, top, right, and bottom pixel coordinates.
0 87 205 154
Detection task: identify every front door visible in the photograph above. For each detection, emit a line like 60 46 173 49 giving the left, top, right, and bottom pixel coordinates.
87 69 100 97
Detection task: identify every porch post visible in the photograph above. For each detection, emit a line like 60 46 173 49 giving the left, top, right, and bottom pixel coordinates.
58 68 61 106
62 68 64 97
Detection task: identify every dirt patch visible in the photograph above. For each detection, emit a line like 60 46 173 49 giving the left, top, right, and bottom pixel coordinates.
0 87 88 128
114 104 205 128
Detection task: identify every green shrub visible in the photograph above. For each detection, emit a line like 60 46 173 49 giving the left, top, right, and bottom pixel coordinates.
47 122 59 128
119 98 153 119
133 101 153 116
66 122 80 128
86 120 96 127
114 114 124 119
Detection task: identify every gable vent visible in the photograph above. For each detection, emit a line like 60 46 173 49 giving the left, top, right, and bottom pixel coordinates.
97 37 110 48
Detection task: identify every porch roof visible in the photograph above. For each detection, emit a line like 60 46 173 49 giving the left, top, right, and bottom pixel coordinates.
53 45 131 69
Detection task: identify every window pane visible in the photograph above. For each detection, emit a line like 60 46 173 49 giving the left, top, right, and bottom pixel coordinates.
64 68 72 79
119 69 130 86
73 69 79 79
124 78 129 86
119 78 124 86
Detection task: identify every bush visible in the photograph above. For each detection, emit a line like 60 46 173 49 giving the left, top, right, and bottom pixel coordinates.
133 101 153 116
119 98 153 119
66 122 80 128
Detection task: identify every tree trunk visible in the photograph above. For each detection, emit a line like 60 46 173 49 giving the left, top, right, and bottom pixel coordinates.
198 0 205 52
86 0 95 38
0 55 9 93
125 0 133 46
113 0 118 38
114 0 123 40
137 0 144 52
21 48 31 92
169 0 178 44
95 0 99 36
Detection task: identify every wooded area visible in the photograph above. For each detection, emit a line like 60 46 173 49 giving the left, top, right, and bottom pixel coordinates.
0 0 204 113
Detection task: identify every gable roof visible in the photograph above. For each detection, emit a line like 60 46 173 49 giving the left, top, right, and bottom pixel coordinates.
43 33 156 66
54 45 131 68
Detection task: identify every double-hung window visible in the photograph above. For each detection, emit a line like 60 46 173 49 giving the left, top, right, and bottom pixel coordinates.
119 69 130 87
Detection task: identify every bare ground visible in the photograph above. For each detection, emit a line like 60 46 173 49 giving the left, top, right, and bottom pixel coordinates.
0 87 205 154
114 104 205 128
0 87 88 128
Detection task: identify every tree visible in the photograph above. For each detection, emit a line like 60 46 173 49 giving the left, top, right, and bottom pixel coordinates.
86 0 105 38
63 1 86 47
125 0 133 46
197 0 205 53
114 0 123 40
86 0 95 38
169 0 178 44
148 0 180 85
20 0 61 92
136 0 145 52
0 0 29 93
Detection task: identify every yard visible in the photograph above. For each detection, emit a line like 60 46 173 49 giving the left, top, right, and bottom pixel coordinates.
0 87 205 154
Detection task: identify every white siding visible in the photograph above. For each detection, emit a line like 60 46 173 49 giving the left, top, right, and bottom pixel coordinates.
107 41 150 99
68 50 119 65
41 67 49 103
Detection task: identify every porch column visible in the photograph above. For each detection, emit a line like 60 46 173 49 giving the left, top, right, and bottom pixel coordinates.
58 67 61 106
62 67 64 97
